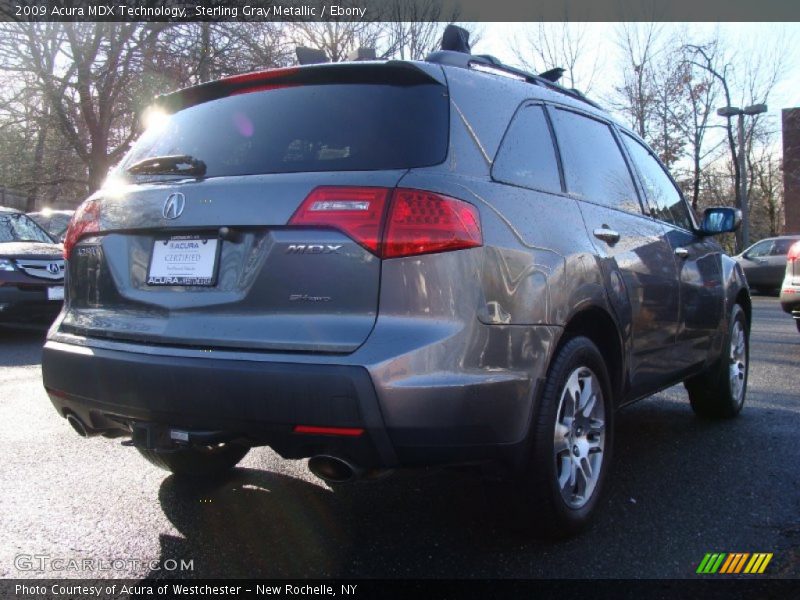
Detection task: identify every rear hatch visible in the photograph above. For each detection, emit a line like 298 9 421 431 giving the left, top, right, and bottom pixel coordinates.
61 62 449 353
786 240 800 287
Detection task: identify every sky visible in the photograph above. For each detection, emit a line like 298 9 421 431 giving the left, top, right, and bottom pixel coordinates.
475 22 800 131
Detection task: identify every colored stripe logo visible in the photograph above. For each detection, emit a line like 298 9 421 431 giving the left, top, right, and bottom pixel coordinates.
697 553 773 574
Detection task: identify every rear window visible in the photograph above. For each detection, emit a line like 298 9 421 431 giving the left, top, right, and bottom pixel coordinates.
119 83 449 178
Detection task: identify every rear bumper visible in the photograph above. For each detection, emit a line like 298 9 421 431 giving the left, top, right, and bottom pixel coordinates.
0 286 62 323
779 284 800 315
42 336 544 469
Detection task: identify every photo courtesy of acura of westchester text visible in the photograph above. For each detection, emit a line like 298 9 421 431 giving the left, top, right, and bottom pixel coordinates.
0 0 799 596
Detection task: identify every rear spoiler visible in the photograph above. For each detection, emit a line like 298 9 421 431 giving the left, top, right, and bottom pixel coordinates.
154 61 445 114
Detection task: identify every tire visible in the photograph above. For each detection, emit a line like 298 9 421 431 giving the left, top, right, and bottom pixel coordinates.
517 336 614 538
685 303 749 419
137 443 249 479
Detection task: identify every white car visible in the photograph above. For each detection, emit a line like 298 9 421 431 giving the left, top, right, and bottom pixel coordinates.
779 240 800 332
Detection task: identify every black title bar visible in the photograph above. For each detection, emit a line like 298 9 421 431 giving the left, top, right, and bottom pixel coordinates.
1 0 799 22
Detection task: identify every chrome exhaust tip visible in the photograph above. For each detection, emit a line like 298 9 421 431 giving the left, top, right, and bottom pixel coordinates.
65 413 89 437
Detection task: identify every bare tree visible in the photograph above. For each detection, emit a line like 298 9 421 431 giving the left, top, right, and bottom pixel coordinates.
750 148 783 237
612 23 663 141
647 47 689 168
291 20 383 63
227 23 294 71
687 32 786 248
512 22 598 92
0 23 174 192
380 0 453 60
670 41 721 210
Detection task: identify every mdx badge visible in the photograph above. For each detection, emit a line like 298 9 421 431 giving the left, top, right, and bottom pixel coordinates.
286 244 343 254
162 193 186 220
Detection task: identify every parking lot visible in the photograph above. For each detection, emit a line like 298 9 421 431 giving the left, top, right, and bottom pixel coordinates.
0 295 798 580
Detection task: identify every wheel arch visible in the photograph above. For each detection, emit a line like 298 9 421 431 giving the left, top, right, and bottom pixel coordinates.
559 306 625 406
735 288 752 332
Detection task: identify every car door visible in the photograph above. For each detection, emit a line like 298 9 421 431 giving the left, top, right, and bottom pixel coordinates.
548 107 680 397
764 238 797 288
619 131 724 372
738 239 775 288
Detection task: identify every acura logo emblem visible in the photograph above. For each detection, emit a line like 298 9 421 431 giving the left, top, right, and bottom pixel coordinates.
48 262 60 274
163 193 186 220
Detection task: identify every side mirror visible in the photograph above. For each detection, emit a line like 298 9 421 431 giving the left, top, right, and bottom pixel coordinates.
701 207 741 235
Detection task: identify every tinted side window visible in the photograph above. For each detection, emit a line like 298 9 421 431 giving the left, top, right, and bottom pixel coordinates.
745 240 772 258
622 133 694 230
492 105 561 194
551 109 640 213
770 239 795 255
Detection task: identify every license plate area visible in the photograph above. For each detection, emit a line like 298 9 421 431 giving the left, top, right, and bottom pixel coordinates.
47 286 64 300
147 235 220 286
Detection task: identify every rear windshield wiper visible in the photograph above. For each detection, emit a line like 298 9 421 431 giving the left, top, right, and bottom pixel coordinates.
126 154 207 178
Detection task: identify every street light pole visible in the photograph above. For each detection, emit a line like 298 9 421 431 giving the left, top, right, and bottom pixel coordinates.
716 103 767 251
737 112 748 248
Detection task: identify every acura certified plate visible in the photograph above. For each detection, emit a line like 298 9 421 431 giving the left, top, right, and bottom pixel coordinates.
147 235 219 286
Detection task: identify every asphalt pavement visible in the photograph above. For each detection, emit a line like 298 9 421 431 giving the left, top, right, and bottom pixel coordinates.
0 295 798 580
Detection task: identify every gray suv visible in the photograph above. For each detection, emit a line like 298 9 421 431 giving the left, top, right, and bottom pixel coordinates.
41 35 750 537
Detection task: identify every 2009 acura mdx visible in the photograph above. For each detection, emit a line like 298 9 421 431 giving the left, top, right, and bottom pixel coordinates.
41 30 750 537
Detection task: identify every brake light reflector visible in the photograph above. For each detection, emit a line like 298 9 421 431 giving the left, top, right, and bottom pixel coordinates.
289 186 482 258
289 187 390 253
63 199 101 259
383 189 482 258
787 241 800 262
293 425 365 437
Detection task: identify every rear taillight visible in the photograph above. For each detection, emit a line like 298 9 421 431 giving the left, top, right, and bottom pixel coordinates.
289 187 390 254
383 189 482 258
289 186 482 259
63 199 101 259
787 241 800 262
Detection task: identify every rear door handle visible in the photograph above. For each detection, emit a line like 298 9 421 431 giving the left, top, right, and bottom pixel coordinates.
593 228 620 244
674 247 690 259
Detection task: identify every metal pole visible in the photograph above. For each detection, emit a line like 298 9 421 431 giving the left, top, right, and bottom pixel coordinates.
738 112 749 249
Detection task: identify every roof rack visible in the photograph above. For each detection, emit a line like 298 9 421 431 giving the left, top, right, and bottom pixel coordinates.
425 25 601 110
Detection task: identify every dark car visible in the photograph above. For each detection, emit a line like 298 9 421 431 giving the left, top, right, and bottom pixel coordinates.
0 206 65 323
27 209 75 242
41 29 749 537
734 235 800 294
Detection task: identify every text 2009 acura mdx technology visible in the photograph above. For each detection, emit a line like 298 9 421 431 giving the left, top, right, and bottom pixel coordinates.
42 31 750 537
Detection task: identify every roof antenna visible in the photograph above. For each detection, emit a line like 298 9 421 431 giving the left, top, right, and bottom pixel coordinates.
347 48 377 61
296 47 330 65
441 24 471 54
